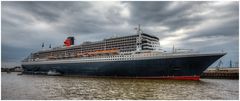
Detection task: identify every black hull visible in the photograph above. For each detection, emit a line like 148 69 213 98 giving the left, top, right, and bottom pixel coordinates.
22 53 225 80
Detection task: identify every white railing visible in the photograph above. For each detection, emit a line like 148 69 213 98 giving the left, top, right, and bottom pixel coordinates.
27 50 227 63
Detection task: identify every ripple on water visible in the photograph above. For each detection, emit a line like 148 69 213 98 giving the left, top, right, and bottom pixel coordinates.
1 73 239 100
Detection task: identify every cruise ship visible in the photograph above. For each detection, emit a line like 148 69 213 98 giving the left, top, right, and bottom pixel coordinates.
21 25 226 80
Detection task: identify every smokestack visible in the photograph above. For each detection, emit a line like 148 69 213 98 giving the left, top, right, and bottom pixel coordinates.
64 37 74 47
68 37 74 45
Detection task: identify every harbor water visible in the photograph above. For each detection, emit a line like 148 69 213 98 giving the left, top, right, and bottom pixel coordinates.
1 72 239 100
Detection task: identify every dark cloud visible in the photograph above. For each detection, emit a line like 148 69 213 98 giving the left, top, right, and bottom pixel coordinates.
181 17 239 41
3 1 90 22
127 2 208 30
1 1 239 67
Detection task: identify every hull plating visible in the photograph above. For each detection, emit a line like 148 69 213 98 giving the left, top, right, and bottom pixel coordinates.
22 54 224 79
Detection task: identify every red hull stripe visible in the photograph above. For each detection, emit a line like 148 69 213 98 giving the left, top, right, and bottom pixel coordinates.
135 76 200 80
65 75 200 81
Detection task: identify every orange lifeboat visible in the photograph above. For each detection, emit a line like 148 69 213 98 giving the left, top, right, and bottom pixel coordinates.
76 48 119 57
95 48 119 54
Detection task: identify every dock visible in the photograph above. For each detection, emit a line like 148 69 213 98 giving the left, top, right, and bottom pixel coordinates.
201 68 239 79
1 66 23 72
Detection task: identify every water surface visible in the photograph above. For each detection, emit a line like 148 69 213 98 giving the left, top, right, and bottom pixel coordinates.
1 72 239 100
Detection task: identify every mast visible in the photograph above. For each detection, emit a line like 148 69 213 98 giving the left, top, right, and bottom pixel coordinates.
137 24 141 35
230 60 232 68
172 44 175 53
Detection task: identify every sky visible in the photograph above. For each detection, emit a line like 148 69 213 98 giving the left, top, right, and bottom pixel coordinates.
1 1 239 68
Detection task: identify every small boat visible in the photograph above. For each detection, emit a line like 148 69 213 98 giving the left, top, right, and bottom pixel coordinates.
47 69 62 76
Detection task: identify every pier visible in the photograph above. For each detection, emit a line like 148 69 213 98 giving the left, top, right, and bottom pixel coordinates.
1 66 23 73
201 68 239 79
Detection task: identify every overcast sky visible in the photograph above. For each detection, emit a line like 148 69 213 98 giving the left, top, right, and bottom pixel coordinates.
1 1 239 67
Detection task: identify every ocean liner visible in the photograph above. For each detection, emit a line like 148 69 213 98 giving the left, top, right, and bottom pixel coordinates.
21 25 226 80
